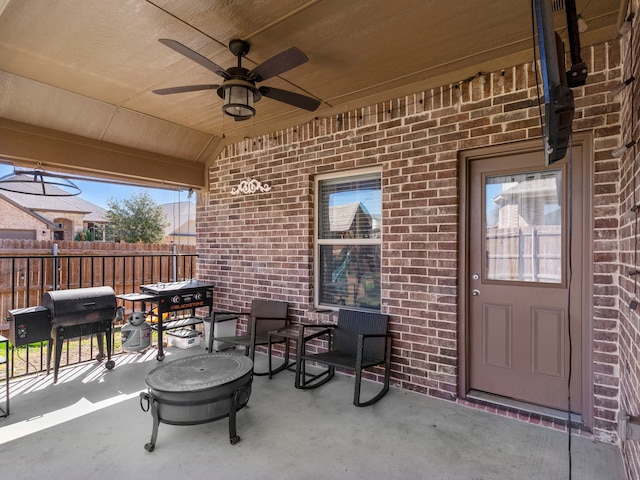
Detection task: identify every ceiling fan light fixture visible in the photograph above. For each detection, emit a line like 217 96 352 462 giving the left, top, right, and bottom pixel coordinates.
222 80 257 119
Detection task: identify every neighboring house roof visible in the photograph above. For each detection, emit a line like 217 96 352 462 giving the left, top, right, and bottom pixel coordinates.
160 201 195 238
329 202 364 231
492 178 559 206
491 177 561 227
0 174 108 222
0 194 58 228
328 201 378 233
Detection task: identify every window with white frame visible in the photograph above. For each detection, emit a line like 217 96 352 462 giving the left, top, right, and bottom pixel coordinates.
315 168 382 311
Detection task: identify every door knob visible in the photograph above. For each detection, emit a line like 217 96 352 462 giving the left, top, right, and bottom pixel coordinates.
472 289 480 296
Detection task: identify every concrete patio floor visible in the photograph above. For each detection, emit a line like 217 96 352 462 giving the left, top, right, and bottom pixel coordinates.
0 345 627 480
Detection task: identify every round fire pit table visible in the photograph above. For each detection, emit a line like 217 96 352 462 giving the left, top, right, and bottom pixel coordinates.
140 353 253 452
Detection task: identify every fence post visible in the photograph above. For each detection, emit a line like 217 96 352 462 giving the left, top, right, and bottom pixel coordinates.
52 243 59 290
172 244 178 282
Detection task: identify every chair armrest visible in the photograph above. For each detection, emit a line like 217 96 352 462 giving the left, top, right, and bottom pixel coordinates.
267 323 332 344
358 333 392 340
299 324 333 342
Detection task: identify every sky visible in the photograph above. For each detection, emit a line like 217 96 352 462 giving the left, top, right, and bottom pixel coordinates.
0 163 192 209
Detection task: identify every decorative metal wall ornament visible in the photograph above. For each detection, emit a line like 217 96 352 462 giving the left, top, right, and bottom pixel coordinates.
230 177 271 196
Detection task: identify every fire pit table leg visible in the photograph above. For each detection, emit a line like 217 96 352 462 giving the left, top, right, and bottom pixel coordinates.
228 386 250 445
140 392 160 452
228 396 240 445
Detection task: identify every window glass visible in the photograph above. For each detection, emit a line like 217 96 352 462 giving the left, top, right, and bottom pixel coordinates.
319 176 381 239
484 169 562 283
319 244 381 309
316 171 381 310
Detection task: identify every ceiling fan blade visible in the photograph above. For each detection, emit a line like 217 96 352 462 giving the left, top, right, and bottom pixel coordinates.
152 84 219 95
249 47 308 82
159 38 228 78
259 86 320 111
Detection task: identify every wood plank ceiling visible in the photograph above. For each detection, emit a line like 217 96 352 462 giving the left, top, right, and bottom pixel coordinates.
0 0 625 189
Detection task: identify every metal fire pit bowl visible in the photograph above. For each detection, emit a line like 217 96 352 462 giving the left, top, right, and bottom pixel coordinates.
140 353 253 452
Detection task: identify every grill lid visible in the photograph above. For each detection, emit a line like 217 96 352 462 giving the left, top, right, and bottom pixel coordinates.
42 286 116 326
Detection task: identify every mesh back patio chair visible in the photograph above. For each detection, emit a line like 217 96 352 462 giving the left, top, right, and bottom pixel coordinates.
213 299 292 376
299 309 392 407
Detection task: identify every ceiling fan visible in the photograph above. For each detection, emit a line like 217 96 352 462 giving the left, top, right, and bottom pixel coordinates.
153 38 321 121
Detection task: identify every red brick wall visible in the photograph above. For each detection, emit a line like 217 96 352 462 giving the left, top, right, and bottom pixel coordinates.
198 40 623 444
617 11 640 479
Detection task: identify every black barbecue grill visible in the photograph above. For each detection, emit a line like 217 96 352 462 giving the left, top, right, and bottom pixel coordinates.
9 286 118 383
43 286 117 382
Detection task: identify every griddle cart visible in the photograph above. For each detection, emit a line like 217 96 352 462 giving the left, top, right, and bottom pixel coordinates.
118 280 217 361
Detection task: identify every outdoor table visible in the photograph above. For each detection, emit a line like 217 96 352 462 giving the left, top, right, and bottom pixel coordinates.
267 323 332 387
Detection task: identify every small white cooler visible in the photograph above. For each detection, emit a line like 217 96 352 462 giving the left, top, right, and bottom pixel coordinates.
166 328 201 349
203 313 238 351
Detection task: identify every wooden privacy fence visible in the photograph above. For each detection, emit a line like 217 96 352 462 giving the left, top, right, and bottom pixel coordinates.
485 225 562 283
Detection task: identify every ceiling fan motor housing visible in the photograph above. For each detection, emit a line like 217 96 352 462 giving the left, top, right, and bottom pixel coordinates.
216 67 261 102
228 39 250 58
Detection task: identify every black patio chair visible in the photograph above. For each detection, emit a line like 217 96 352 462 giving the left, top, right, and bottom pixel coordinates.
212 299 293 376
299 309 392 407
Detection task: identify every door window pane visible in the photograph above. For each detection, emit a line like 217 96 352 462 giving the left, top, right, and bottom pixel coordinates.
484 170 562 283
